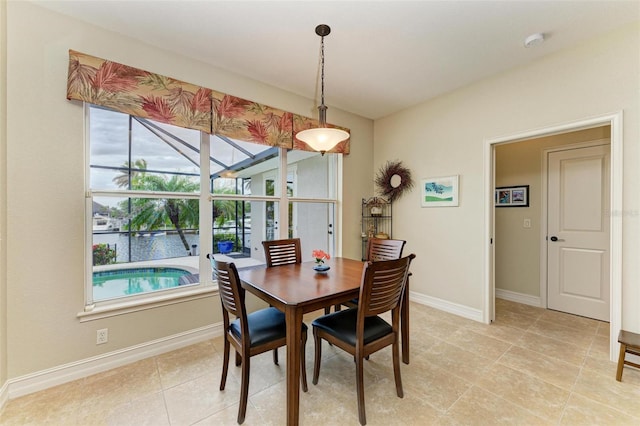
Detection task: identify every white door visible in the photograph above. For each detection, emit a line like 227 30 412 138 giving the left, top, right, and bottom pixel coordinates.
547 144 610 321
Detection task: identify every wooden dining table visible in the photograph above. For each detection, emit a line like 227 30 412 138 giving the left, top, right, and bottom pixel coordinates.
238 256 411 426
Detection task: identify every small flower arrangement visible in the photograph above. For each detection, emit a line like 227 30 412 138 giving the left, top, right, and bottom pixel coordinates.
312 249 330 265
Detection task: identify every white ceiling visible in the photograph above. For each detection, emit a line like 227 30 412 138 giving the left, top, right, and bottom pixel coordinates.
30 0 640 120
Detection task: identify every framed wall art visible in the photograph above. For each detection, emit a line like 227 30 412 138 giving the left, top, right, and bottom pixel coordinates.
421 175 459 207
495 185 529 207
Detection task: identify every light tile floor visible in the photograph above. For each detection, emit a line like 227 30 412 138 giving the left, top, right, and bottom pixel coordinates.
2 299 640 425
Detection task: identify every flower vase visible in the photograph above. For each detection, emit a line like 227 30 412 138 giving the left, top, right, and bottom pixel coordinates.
313 259 330 272
311 250 331 272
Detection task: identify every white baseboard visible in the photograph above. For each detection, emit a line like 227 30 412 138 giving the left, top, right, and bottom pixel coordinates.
409 290 484 322
0 380 8 412
495 288 542 307
4 322 223 401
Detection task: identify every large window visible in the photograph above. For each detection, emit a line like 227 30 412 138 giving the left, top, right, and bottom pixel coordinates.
85 105 339 312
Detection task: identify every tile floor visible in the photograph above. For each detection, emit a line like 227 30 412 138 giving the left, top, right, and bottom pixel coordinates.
2 299 640 425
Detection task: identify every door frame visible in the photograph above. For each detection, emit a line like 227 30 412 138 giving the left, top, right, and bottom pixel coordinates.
483 112 623 361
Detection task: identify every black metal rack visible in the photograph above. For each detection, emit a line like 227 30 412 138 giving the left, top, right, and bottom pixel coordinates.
361 197 392 260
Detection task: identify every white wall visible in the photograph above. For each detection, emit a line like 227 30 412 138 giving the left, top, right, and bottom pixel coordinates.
375 23 639 329
3 1 372 380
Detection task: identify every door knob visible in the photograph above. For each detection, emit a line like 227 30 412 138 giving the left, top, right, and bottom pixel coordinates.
549 236 565 242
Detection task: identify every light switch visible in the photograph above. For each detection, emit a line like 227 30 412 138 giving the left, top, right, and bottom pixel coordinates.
523 218 531 229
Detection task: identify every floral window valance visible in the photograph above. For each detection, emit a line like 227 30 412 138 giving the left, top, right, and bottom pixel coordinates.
211 90 293 149
67 50 212 133
67 50 349 154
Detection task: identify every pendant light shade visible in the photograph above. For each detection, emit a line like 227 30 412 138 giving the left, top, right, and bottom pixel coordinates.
296 24 349 155
296 127 350 153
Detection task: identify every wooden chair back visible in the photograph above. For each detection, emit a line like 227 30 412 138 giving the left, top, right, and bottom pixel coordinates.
358 254 415 319
311 253 416 425
262 238 302 267
209 256 248 337
366 238 406 262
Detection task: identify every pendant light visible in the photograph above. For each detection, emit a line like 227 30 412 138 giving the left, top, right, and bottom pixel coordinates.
296 24 350 155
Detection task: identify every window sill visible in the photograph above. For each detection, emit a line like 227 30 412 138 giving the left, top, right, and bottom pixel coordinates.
77 286 219 322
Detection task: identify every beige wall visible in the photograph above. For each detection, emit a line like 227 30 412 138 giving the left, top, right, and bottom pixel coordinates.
3 2 372 379
1 0 9 388
375 22 639 328
495 127 610 297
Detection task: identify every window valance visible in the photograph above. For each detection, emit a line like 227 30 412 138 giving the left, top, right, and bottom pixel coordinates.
67 50 212 133
211 89 292 148
67 50 349 154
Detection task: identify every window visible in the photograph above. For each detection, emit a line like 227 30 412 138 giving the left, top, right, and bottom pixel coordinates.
262 171 293 240
87 106 203 310
85 104 339 314
286 151 337 256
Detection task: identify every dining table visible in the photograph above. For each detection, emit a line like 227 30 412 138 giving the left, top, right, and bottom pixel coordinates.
238 256 411 426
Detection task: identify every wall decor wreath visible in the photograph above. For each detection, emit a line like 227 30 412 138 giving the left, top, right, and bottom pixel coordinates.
374 160 414 202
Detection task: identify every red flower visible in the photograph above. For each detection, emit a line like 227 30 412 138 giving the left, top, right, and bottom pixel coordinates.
312 249 330 262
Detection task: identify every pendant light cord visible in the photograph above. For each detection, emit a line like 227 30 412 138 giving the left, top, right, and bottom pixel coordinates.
294 23 349 155
320 35 325 110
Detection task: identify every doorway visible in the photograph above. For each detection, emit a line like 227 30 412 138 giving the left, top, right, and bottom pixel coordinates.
484 112 623 361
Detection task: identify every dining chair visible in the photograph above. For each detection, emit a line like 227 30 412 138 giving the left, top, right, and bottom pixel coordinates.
262 238 302 267
209 255 308 424
367 237 406 262
311 254 416 425
336 238 407 311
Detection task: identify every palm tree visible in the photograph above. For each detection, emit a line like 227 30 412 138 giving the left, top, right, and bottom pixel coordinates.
112 159 148 188
124 174 199 252
213 186 241 228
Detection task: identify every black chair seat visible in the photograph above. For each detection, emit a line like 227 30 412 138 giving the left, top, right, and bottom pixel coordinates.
231 307 308 347
312 308 391 346
347 297 358 306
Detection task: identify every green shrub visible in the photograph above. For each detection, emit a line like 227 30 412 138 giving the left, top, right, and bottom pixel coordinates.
93 243 117 266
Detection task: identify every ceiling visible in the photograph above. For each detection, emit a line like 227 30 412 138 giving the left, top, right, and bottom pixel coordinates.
30 1 640 120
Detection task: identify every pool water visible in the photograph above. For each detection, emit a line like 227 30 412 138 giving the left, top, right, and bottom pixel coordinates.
93 267 193 300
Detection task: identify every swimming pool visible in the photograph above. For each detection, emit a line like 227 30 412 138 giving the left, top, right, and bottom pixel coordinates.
93 267 194 300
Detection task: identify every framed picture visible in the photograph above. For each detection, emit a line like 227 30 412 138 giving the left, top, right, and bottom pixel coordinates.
495 185 529 207
421 175 459 207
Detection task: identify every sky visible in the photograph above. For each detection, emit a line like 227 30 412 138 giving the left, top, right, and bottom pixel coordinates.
90 106 201 191
89 106 286 211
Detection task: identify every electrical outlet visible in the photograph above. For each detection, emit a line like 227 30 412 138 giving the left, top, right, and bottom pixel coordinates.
96 328 108 345
523 218 532 229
